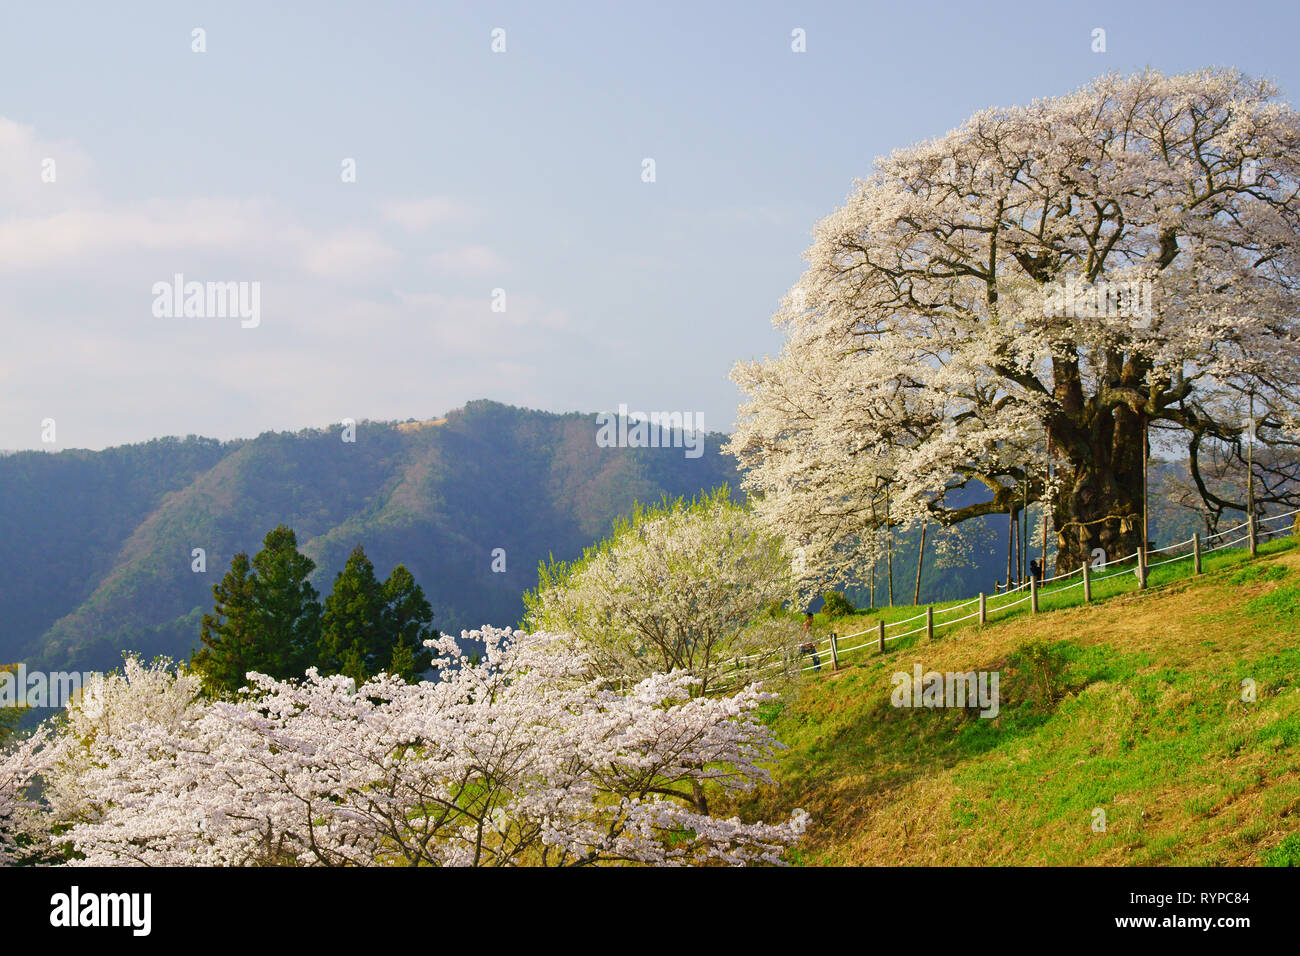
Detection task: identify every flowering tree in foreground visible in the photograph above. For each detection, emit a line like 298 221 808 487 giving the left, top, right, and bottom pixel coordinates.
0 730 45 865
523 488 796 696
38 657 207 832
729 69 1300 579
4 636 806 866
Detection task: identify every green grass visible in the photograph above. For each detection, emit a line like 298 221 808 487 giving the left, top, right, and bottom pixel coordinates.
728 537 1300 866
1263 832 1300 866
797 536 1296 664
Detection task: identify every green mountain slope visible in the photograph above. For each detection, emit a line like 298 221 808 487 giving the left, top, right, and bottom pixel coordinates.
2 400 737 672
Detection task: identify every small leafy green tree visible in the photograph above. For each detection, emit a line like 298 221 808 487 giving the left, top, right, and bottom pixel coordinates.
821 591 855 618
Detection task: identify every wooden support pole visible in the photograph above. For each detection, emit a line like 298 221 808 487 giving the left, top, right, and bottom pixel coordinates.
877 618 886 654
1137 547 1148 589
978 592 987 625
1030 575 1039 613
926 605 935 641
885 488 894 607
1006 508 1014 594
830 632 839 671
1082 560 1091 603
1193 532 1202 575
913 520 927 606
1249 514 1258 557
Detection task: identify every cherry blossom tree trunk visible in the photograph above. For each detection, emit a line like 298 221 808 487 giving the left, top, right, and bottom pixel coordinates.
1053 408 1145 573
690 778 709 815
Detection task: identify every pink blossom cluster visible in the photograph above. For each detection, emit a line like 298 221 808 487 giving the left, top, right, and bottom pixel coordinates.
1 631 807 866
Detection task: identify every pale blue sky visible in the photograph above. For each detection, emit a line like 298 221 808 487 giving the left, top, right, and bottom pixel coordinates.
3 0 1299 449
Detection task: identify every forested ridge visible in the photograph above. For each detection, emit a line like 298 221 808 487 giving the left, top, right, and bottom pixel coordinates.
1 400 737 673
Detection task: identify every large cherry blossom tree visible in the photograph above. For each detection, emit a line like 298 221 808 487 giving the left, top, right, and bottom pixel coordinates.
729 69 1300 577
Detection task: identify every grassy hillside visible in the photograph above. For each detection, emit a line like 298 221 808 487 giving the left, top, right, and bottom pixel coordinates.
736 537 1300 866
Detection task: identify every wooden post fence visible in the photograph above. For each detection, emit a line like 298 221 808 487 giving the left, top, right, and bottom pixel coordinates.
1193 532 1202 575
926 605 935 641
1030 575 1039 613
1137 547 1148 589
829 632 840 671
877 618 886 654
1082 560 1091 603
978 592 987 625
1249 514 1258 557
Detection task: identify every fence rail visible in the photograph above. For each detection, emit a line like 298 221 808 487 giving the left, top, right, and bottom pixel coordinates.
711 508 1299 691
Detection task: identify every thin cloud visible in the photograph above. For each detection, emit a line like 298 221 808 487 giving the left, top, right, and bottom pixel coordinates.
380 197 472 231
426 245 508 276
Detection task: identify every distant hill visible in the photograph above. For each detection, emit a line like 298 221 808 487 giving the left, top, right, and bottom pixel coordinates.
2 400 737 673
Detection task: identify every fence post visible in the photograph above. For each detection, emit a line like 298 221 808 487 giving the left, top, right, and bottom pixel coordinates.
877 618 886 654
1137 547 1148 589
926 605 935 641
830 632 839 671
1082 560 1091 603
1030 575 1039 613
1193 532 1202 575
1249 514 1258 556
978 592 987 625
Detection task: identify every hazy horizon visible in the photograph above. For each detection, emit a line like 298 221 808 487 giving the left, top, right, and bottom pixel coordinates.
0 396 736 454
